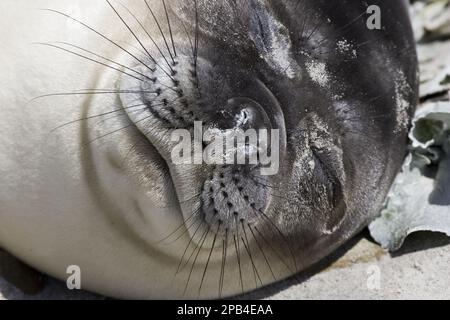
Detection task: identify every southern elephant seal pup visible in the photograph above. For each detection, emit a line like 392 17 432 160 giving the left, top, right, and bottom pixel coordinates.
0 0 418 299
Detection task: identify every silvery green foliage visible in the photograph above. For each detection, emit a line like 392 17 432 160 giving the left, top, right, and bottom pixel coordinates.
369 103 450 251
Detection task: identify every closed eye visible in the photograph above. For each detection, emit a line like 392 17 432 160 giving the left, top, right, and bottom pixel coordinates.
312 148 343 210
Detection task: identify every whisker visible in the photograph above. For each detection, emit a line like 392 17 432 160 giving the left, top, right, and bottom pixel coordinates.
175 217 203 274
355 38 382 49
118 2 173 71
92 105 147 127
162 0 177 58
304 2 342 44
82 113 152 147
299 0 311 40
254 225 293 274
50 102 147 133
241 222 262 288
166 208 202 246
35 42 146 82
248 174 281 191
304 19 323 43
40 8 155 73
52 42 156 82
158 205 201 245
198 222 220 297
179 19 195 59
335 11 367 35
233 235 244 294
193 0 199 69
342 114 392 123
183 226 210 296
343 129 384 143
106 0 175 81
248 224 276 281
219 228 228 298
29 89 159 104
178 220 209 273
265 191 291 202
313 10 367 50
259 211 298 272
144 0 176 64
105 0 153 62
175 192 203 207
233 213 244 293
118 40 151 60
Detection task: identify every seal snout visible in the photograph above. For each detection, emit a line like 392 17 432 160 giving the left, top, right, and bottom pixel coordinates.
121 51 285 237
200 98 278 234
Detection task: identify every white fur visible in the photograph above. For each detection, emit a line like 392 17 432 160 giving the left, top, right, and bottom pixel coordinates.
0 0 205 299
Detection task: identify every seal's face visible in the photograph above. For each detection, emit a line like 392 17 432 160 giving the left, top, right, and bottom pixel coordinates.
115 0 418 297
0 0 418 299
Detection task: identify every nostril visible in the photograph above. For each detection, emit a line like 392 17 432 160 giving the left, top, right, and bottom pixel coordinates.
215 97 272 131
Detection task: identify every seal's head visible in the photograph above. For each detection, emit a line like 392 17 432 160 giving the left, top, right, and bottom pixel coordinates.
114 0 418 298
0 0 418 299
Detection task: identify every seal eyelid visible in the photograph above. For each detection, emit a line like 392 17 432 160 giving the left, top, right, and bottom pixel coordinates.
311 148 343 208
254 11 267 43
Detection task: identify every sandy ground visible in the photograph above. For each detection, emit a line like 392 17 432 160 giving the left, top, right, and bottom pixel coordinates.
245 232 450 300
